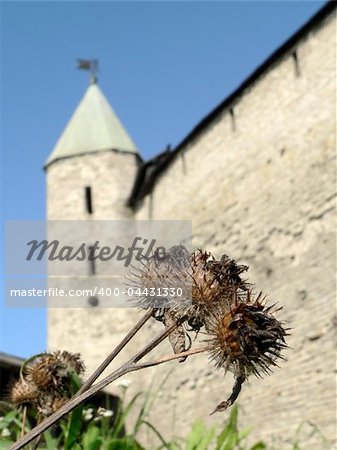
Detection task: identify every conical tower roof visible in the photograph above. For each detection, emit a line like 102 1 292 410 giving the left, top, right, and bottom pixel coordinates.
45 81 138 167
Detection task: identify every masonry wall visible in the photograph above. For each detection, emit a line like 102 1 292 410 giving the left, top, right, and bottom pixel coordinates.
47 151 143 381
134 13 336 449
47 151 138 220
47 11 336 450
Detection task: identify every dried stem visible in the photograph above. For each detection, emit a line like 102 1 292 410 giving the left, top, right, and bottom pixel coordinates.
134 345 207 369
31 435 42 450
20 406 26 439
31 416 42 450
210 375 245 414
77 308 154 396
10 315 192 450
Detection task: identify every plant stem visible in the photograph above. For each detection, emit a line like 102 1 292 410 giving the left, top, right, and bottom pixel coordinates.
20 406 26 439
131 315 187 363
210 375 245 415
31 435 42 450
10 317 190 450
77 308 154 396
134 345 207 369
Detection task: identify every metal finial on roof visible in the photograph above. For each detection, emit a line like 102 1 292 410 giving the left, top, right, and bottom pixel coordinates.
77 59 99 84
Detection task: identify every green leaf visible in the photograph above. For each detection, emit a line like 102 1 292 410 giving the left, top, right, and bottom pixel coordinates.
216 405 240 450
112 392 143 438
69 370 83 395
197 427 216 450
0 403 12 415
142 419 170 449
250 442 267 450
185 420 205 450
64 405 84 450
42 429 63 450
133 368 174 436
0 438 14 450
0 411 28 435
107 436 145 450
0 411 17 429
82 425 102 450
184 420 216 450
70 444 83 450
238 426 252 442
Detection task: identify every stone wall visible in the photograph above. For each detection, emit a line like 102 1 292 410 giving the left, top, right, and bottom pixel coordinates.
47 151 142 381
47 10 336 450
47 151 139 220
134 13 336 449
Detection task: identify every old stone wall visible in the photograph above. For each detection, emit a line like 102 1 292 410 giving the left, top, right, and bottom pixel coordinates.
135 13 336 449
47 10 336 450
47 151 142 381
47 151 139 220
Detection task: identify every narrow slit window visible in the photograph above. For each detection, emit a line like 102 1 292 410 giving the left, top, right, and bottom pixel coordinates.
230 107 236 132
148 192 154 220
85 186 93 214
292 50 300 77
180 151 187 175
88 245 96 275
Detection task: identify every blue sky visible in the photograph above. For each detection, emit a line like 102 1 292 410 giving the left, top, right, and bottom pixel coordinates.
0 1 326 359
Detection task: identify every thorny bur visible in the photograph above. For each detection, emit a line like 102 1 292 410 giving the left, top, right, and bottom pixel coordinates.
10 351 85 418
128 245 288 412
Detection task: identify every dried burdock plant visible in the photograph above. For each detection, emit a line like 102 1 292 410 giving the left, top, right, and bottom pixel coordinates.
24 351 84 388
10 351 85 419
8 351 84 445
128 245 288 413
128 247 250 332
10 379 38 408
10 246 288 450
206 291 287 413
207 291 287 378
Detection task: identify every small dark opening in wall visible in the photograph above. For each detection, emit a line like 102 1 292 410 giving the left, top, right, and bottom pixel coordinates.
88 296 99 307
180 151 187 175
229 107 236 132
148 192 154 220
88 245 96 275
292 50 301 77
85 186 93 214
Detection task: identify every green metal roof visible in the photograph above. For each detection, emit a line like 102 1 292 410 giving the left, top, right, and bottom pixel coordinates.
45 81 138 167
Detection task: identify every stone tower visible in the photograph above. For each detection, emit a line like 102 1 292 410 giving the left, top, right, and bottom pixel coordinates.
45 77 141 376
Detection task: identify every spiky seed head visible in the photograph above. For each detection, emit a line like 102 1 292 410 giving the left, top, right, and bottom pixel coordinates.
53 350 85 378
25 354 59 388
10 380 38 406
9 350 85 418
36 392 55 417
163 248 249 328
127 245 192 309
128 246 250 332
36 392 72 417
24 351 84 389
170 249 230 324
206 291 288 378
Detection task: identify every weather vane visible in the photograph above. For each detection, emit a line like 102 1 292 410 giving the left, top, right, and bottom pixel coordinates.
77 59 99 84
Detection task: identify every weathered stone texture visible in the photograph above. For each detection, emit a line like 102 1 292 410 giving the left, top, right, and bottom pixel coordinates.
135 14 336 449
47 151 142 380
47 151 139 220
47 11 336 450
